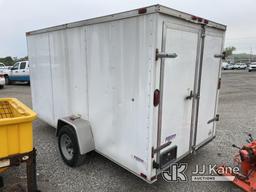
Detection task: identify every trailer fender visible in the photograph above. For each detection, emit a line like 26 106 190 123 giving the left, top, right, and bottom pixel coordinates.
56 116 95 155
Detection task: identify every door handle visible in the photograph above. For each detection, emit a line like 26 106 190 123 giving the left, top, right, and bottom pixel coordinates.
22 70 25 72
185 90 194 100
185 90 199 100
15 71 18 73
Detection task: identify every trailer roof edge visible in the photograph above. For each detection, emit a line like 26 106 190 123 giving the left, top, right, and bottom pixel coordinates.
26 4 226 36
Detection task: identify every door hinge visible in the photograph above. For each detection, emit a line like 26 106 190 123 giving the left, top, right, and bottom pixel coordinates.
155 48 177 61
151 141 172 158
207 114 220 124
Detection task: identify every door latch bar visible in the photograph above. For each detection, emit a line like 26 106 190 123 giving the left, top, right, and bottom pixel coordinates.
214 51 226 60
207 114 220 124
155 48 177 61
185 90 199 100
151 141 172 158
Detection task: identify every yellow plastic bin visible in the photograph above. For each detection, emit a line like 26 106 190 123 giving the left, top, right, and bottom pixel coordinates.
0 98 37 159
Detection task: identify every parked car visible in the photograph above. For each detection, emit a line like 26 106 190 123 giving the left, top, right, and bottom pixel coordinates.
0 63 11 84
223 63 234 70
0 74 5 89
248 62 256 72
0 63 7 69
235 62 247 70
232 63 240 70
239 63 247 69
222 62 229 70
8 61 30 84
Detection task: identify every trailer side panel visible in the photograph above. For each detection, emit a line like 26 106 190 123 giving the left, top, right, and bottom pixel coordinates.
85 14 157 178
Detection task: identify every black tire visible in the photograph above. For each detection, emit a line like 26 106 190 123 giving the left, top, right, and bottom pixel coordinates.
249 70 251 72
0 85 3 89
58 125 85 167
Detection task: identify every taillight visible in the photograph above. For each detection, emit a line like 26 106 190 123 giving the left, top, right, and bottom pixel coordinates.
138 8 147 14
204 19 209 24
191 16 209 25
153 89 160 107
0 74 4 78
197 17 203 22
191 16 197 20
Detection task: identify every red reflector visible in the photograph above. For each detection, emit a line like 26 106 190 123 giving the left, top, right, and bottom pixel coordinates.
191 16 197 20
218 78 221 89
26 32 31 36
153 89 160 107
197 17 203 22
138 8 147 14
204 19 209 24
151 175 157 181
0 75 4 78
140 173 147 179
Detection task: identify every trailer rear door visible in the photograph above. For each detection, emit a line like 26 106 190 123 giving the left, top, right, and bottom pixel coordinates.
194 28 224 148
158 22 200 166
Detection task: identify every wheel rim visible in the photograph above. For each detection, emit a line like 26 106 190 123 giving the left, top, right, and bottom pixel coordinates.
60 134 74 160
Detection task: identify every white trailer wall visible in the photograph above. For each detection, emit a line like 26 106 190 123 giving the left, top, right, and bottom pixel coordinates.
28 28 89 127
28 33 55 125
85 14 157 178
28 14 158 178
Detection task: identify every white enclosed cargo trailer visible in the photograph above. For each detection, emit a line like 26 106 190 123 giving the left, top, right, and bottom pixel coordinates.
27 4 226 183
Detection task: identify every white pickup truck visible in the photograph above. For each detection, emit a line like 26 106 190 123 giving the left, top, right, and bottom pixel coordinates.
0 61 30 84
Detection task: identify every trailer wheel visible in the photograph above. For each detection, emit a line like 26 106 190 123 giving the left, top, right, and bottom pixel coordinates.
58 125 85 167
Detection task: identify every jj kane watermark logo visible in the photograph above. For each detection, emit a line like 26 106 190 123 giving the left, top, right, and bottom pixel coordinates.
162 163 239 182
162 163 188 182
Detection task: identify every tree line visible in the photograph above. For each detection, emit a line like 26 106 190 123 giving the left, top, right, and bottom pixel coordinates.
0 56 28 66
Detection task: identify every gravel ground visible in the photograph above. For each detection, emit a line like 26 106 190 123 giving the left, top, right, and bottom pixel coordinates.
1 70 256 192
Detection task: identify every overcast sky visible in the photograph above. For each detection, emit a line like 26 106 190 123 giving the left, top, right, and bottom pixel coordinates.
0 0 255 57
